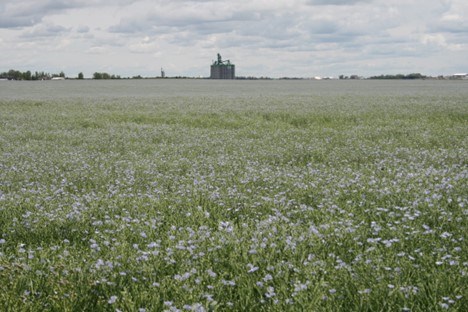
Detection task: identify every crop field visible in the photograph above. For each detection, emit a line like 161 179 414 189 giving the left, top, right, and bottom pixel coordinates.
0 80 467 311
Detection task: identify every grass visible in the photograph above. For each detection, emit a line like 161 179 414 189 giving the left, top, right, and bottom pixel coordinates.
0 81 467 311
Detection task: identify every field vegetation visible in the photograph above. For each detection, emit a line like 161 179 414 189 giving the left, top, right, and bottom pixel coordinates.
0 80 467 311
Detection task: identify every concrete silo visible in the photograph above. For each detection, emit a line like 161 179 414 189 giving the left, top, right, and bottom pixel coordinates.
210 53 235 79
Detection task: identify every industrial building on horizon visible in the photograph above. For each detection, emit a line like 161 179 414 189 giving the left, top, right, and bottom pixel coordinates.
210 53 235 79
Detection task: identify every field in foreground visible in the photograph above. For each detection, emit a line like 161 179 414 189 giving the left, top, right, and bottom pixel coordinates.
0 80 467 311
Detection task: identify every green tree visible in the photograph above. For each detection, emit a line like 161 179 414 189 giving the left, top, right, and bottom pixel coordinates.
78 72 84 79
8 69 22 80
22 71 32 80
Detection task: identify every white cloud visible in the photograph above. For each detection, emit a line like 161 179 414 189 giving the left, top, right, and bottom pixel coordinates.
128 36 160 54
86 46 107 54
421 34 447 47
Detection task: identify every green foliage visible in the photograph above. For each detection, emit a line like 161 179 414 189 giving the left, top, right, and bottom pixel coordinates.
93 72 121 79
369 73 427 79
0 69 67 80
92 72 102 79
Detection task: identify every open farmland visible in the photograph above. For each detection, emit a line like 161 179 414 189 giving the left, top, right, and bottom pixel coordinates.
0 79 467 311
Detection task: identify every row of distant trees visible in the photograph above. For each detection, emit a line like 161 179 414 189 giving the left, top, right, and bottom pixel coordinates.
2 69 429 80
0 69 66 80
338 73 426 80
368 73 426 79
339 75 361 79
92 72 121 79
1 69 124 80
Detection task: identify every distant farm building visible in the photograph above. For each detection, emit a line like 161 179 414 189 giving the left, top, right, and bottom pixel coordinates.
210 53 235 79
451 73 467 79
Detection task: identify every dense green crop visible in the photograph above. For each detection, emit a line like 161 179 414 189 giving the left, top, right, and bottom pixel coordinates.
0 80 467 311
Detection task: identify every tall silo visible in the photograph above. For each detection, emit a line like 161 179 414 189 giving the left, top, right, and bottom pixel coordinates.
210 53 235 79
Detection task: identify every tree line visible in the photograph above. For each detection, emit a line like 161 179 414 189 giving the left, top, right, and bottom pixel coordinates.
368 73 426 79
0 69 67 80
1 69 122 80
92 72 121 79
2 68 430 81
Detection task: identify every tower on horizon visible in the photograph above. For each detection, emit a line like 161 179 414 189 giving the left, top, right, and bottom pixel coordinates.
210 53 235 79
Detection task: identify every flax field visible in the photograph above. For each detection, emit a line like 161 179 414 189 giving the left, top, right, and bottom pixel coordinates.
0 79 467 311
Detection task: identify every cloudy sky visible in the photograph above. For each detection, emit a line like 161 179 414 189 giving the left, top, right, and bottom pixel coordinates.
1 0 467 78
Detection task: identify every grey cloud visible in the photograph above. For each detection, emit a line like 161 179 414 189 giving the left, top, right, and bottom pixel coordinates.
21 23 70 38
0 16 41 28
110 5 261 34
430 18 468 34
306 0 373 5
0 0 81 28
0 0 136 29
108 19 146 34
76 25 90 33
304 19 339 35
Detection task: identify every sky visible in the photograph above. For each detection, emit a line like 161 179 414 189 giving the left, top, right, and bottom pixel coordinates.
0 0 467 78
